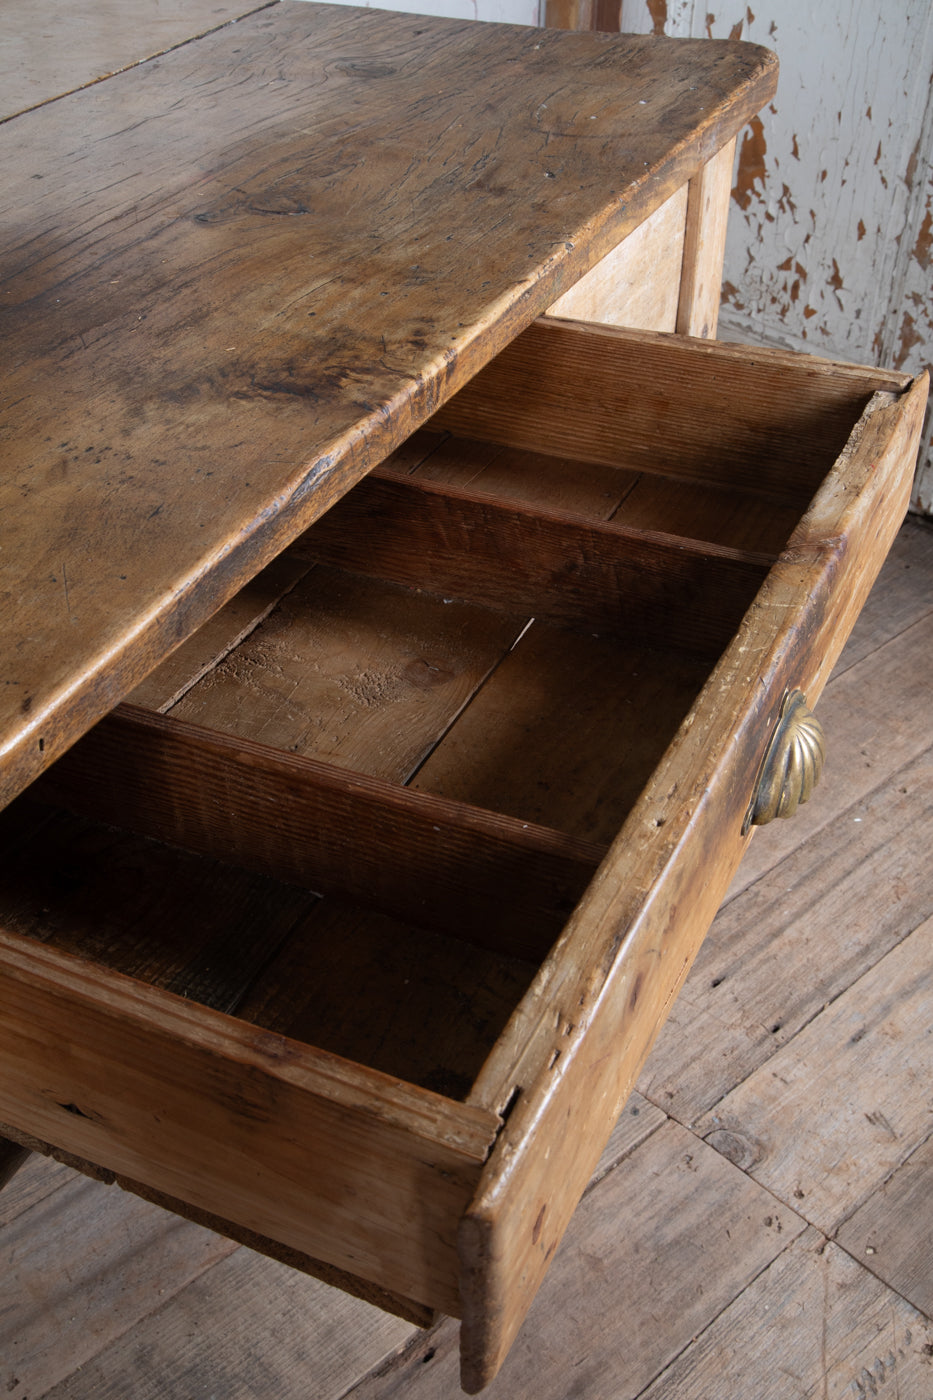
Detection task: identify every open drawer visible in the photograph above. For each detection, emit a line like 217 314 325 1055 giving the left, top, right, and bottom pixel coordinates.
0 322 926 1391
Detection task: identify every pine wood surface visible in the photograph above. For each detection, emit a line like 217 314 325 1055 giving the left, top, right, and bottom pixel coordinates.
0 1150 71 1228
350 1123 812 1400
836 1136 933 1321
124 553 311 713
0 2 776 810
542 6 736 342
390 425 800 552
1 334 924 1389
545 184 687 331
0 926 500 1316
674 136 736 338
33 704 600 961
699 909 933 1235
293 468 772 653
2 518 929 1399
166 566 526 781
635 1228 933 1400
0 803 315 1009
431 319 909 499
410 622 711 844
234 899 539 1100
4 10 924 1390
0 0 270 120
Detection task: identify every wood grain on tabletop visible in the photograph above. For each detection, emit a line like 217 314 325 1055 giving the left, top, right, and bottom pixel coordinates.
454 376 925 1388
0 2 777 808
0 0 270 121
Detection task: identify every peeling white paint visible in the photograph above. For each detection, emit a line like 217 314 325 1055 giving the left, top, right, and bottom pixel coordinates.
621 0 933 513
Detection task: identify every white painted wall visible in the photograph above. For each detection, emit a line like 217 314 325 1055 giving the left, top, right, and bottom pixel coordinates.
620 0 933 512
292 0 541 24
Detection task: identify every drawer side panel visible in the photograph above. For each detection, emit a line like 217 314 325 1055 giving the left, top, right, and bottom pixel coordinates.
457 374 928 1390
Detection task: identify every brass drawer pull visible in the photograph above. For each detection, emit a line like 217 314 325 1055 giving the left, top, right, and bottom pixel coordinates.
744 689 826 832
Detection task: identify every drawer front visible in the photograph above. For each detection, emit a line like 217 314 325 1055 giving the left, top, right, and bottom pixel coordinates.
0 931 498 1317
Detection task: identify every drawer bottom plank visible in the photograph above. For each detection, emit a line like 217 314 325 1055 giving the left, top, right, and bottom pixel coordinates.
611 471 802 556
0 803 537 1101
412 624 712 846
166 564 527 784
234 897 538 1102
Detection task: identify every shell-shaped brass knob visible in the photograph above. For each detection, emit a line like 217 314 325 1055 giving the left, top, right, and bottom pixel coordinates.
743 690 825 833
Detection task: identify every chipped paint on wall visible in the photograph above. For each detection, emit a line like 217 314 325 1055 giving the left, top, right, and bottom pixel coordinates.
732 115 767 211
913 207 932 272
620 0 933 511
715 4 933 367
646 0 668 35
622 3 932 354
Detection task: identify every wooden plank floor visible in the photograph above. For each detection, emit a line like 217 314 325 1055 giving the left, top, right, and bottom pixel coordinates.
2 517 932 1400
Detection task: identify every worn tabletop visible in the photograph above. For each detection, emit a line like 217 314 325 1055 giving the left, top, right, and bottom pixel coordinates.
0 0 271 122
0 1 776 808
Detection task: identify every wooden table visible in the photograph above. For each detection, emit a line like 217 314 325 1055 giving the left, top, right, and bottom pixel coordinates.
19 8 924 1394
0 0 776 810
0 0 269 121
